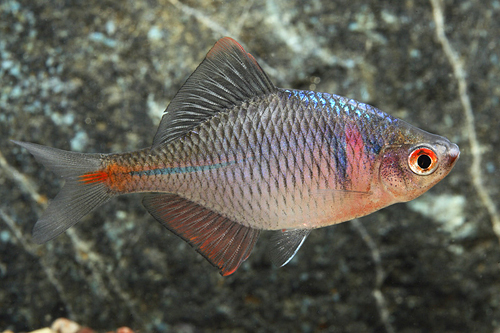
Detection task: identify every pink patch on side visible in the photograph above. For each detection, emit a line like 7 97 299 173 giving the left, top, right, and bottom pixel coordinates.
344 123 372 192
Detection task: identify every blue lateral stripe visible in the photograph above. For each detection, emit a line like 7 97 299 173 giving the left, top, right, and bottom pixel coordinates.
130 161 236 176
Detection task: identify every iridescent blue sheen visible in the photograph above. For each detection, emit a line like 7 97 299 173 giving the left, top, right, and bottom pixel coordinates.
282 88 394 173
283 89 396 124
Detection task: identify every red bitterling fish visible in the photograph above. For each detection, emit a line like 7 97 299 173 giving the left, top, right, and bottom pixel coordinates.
13 37 459 275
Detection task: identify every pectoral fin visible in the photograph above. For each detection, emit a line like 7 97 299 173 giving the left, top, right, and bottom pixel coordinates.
268 229 311 267
143 193 260 276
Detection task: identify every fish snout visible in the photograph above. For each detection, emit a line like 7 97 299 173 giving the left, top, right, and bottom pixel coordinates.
447 143 460 165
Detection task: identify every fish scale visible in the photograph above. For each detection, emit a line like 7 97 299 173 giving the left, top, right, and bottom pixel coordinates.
13 37 459 275
113 91 375 230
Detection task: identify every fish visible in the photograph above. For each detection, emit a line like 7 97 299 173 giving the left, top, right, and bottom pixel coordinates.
13 37 460 276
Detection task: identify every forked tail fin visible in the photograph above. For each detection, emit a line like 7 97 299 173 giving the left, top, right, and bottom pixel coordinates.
12 140 113 243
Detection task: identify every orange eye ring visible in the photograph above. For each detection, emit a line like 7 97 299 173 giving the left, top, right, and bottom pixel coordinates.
408 146 438 175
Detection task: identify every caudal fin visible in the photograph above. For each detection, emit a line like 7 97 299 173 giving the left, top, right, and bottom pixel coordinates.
12 140 113 243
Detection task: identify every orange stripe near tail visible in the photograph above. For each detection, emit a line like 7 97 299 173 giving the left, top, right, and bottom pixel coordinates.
79 171 109 184
79 164 132 190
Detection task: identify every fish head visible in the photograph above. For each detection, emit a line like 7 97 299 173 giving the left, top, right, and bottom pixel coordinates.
377 122 460 202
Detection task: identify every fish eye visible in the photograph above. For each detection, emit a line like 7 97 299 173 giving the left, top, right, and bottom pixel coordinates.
408 146 438 175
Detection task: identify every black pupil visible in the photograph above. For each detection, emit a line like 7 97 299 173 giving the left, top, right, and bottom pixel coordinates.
417 154 432 169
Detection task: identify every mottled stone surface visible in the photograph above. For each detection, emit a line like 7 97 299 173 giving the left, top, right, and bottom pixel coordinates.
1 0 499 332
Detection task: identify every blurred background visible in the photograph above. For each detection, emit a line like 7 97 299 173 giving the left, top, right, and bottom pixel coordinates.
1 0 499 331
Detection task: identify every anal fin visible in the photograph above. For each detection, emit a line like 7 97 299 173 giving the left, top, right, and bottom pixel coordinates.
143 193 260 276
268 229 311 267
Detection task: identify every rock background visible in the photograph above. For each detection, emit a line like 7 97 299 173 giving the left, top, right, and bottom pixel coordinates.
1 0 499 331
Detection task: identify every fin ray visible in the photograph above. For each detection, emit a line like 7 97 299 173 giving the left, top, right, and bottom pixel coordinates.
12 141 112 243
33 180 111 243
152 37 277 148
143 193 260 276
268 229 311 267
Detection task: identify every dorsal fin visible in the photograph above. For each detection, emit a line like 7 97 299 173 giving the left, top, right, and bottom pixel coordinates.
152 37 277 149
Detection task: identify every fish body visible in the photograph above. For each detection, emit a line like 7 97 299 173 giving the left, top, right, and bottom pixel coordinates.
14 38 459 275
101 89 446 230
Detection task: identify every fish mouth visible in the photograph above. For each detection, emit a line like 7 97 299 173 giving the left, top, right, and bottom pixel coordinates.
448 143 460 165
